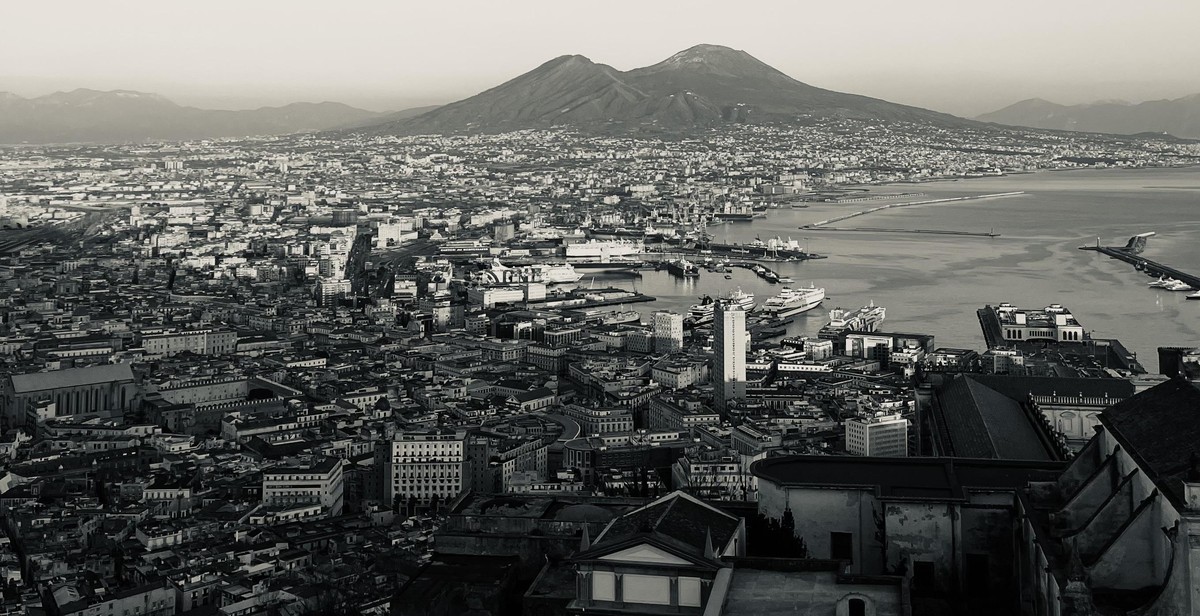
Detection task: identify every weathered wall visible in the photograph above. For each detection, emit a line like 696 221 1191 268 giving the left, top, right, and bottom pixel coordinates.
884 501 956 591
758 484 883 575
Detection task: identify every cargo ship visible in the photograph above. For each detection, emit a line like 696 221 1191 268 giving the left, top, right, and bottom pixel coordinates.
598 310 642 325
818 301 886 339
761 285 826 318
665 259 700 278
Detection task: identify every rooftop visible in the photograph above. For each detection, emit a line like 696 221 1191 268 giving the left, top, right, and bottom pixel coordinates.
1099 377 1200 508
10 363 135 393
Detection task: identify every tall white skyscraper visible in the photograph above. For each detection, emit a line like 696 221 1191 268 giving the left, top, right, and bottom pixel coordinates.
652 310 683 354
713 300 746 415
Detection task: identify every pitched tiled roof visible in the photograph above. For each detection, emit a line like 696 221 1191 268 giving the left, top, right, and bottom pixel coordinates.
10 363 135 393
593 491 739 558
933 375 1056 461
1100 378 1200 508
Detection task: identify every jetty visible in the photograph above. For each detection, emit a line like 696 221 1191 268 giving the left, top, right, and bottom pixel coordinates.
800 191 1025 230
1080 232 1200 290
805 227 1000 238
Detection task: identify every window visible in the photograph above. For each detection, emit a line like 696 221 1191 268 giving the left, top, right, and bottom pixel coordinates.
830 532 853 561
913 561 936 593
965 553 989 597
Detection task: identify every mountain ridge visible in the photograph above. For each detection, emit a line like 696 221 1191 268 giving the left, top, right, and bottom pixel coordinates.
0 90 386 144
978 94 1200 139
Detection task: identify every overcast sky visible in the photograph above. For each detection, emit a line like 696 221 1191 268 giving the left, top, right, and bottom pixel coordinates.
3 0 1198 116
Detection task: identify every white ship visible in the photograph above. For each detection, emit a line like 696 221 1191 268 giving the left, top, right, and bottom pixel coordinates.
728 287 757 312
818 301 886 339
479 258 583 285
1166 279 1195 292
761 285 826 318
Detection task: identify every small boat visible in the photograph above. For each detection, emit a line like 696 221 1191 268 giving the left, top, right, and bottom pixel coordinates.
724 274 732 279
1188 291 1200 301
778 277 794 284
1148 276 1169 288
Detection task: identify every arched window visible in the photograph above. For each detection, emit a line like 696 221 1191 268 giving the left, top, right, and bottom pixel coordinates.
839 594 872 616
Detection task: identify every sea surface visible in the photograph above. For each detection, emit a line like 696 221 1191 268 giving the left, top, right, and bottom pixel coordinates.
586 167 1200 372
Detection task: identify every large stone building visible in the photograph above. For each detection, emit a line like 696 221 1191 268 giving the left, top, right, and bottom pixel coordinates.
261 456 345 519
378 429 467 507
2 363 138 428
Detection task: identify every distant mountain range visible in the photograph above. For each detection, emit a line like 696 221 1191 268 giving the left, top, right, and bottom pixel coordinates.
361 44 974 135
0 89 386 144
977 95 1200 139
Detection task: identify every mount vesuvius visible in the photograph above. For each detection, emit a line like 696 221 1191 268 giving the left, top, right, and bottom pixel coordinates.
360 44 974 135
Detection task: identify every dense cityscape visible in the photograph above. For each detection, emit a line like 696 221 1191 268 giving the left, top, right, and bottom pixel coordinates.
0 113 1196 616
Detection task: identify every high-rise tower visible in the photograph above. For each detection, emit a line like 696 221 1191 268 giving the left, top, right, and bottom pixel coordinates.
713 299 746 415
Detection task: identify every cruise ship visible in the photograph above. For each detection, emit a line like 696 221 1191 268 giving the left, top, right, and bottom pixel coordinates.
818 301 886 339
479 258 583 285
761 285 826 318
686 289 756 325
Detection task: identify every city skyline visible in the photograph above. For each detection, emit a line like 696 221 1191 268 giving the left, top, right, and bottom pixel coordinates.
4 0 1199 117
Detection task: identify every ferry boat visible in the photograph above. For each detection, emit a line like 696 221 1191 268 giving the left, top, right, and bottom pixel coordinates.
687 296 717 326
727 287 757 312
686 289 756 325
761 285 826 318
479 258 583 284
818 301 886 339
665 259 700 278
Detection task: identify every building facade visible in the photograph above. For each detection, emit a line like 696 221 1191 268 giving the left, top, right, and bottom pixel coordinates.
261 456 345 517
844 413 908 457
379 429 467 506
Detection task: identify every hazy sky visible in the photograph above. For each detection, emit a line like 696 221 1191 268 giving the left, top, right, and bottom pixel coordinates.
3 0 1198 116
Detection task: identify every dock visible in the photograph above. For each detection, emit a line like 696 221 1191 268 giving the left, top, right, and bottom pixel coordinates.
1080 232 1200 290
